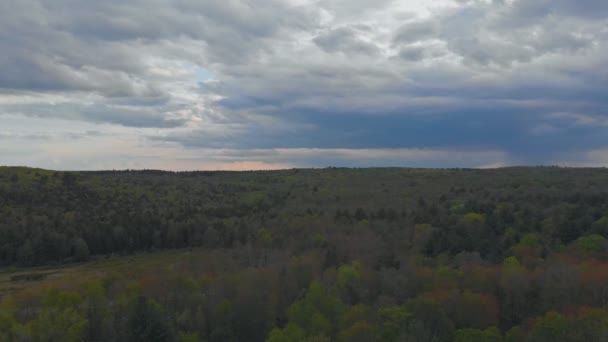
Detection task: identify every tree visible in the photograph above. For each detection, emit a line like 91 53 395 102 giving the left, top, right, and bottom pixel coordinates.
498 257 535 329
337 262 362 305
267 323 306 342
377 306 412 342
405 298 454 342
286 282 344 338
72 237 90 262
574 234 607 253
128 295 176 342
338 320 375 342
27 289 88 342
81 280 113 341
454 327 502 342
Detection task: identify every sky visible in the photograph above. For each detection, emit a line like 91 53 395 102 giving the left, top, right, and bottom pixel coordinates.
1 0 608 170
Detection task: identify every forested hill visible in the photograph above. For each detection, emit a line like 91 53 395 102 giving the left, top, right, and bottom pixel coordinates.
2 166 608 341
1 166 607 266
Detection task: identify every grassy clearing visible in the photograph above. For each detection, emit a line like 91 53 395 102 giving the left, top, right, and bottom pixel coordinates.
0 248 212 299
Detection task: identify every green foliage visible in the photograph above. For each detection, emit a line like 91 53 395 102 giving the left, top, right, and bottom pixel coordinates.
338 320 376 342
462 212 484 224
455 327 502 342
311 232 326 248
377 306 412 341
72 237 90 262
267 323 306 342
80 280 112 341
504 326 524 342
16 288 89 342
2 167 608 341
337 262 362 304
257 228 273 245
179 331 202 342
524 309 608 341
405 298 455 342
574 234 606 253
28 306 88 342
128 296 176 342
337 262 361 287
449 200 465 215
503 256 522 269
287 281 344 337
591 216 608 236
0 299 20 341
0 167 607 266
242 192 271 211
520 233 541 247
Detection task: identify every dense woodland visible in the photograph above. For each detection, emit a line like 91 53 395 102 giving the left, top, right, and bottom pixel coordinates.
1 166 608 341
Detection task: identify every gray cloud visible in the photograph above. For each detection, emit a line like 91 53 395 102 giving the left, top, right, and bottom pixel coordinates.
313 27 380 56
398 44 447 62
438 1 602 67
398 46 426 61
447 36 536 66
506 0 608 20
393 20 439 45
0 0 320 127
1 0 608 169
3 102 185 128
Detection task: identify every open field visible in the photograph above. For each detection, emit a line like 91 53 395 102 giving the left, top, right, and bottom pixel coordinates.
0 249 206 298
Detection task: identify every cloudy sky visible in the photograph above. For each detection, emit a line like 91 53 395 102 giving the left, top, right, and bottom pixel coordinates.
1 0 608 170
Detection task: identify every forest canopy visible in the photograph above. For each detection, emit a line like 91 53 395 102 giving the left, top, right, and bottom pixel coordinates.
1 166 608 341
